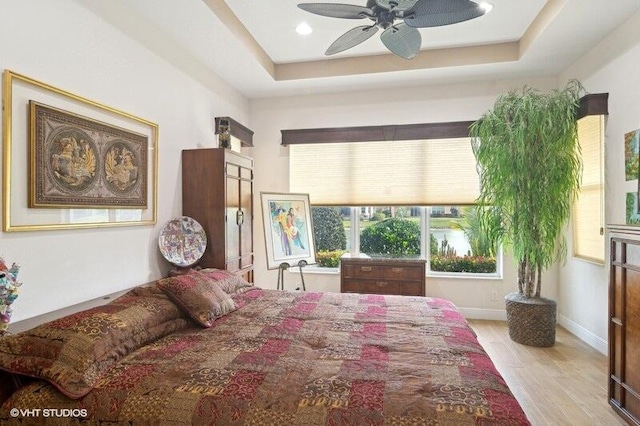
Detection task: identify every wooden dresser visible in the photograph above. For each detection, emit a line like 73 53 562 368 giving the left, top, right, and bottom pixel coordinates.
608 225 640 425
340 258 426 296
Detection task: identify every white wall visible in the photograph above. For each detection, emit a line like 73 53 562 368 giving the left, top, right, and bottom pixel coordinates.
557 11 640 354
249 78 561 318
1 0 249 323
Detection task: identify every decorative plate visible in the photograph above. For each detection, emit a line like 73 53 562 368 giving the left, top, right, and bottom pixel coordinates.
158 216 207 267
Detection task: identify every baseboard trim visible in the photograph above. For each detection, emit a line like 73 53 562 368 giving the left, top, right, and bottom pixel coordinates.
460 309 608 355
459 307 507 321
558 314 608 355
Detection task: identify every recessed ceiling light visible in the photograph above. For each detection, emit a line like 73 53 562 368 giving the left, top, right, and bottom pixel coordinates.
480 2 494 14
296 22 313 35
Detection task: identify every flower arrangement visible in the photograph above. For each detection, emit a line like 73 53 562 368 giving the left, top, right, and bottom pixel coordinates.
0 257 21 335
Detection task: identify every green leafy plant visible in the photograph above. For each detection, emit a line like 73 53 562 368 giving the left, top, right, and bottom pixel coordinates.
316 250 346 267
452 207 496 258
429 234 439 256
437 237 457 258
360 218 420 257
371 211 386 221
470 80 583 298
311 207 346 252
430 255 496 273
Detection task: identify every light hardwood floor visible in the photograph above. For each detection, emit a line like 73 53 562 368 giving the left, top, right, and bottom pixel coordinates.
468 320 626 426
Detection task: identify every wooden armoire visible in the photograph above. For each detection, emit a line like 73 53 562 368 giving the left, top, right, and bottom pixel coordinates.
182 148 254 282
608 225 640 425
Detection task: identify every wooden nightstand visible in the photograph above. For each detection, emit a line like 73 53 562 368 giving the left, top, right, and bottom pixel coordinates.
340 258 426 296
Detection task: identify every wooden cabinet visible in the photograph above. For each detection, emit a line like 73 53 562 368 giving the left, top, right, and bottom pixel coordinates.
609 225 640 425
340 258 426 296
182 148 254 281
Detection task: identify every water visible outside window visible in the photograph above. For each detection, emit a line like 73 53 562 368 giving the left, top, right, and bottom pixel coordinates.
429 206 497 273
311 206 497 274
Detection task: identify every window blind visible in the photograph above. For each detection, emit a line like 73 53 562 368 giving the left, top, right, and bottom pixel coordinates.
289 138 480 206
572 114 605 263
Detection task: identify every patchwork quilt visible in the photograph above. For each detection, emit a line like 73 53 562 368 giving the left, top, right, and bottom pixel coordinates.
0 288 529 425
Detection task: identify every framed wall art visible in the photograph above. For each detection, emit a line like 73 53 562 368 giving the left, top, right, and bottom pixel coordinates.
260 192 316 270
2 70 158 231
30 101 148 208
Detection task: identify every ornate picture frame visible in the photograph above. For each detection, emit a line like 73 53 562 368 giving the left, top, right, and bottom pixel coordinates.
2 70 158 231
260 192 317 270
30 101 148 208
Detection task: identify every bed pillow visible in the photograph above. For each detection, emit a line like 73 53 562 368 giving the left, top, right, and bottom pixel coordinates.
157 273 237 327
198 268 254 296
0 289 188 399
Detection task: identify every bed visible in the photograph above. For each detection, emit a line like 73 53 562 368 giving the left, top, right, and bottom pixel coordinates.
0 269 529 425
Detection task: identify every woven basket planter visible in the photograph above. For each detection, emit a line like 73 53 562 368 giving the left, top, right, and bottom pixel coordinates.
505 292 557 347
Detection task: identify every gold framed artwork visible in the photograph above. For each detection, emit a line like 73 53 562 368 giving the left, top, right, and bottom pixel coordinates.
2 70 158 231
30 101 148 208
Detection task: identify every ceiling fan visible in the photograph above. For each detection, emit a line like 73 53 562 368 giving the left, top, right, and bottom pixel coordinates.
298 0 488 60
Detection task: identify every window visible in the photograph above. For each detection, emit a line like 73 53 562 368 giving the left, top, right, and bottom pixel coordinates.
429 206 497 274
572 114 605 263
285 95 607 274
311 205 498 275
287 122 497 276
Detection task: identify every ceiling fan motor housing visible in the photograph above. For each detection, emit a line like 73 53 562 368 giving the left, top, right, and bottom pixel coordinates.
375 11 395 28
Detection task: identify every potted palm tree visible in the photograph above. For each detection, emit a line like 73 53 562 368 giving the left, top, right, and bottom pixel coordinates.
469 80 583 347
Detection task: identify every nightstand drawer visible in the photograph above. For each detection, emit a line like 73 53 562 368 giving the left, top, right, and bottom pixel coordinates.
342 279 400 294
382 265 423 281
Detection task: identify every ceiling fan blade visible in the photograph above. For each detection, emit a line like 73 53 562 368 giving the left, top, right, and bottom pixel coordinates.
404 0 485 28
326 25 379 55
381 23 421 59
376 0 419 12
298 3 373 19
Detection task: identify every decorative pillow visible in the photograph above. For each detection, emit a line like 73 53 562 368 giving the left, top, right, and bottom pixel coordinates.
157 273 237 327
198 268 254 296
0 290 188 399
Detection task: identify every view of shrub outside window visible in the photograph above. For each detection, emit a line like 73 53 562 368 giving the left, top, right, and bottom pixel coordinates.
311 206 498 274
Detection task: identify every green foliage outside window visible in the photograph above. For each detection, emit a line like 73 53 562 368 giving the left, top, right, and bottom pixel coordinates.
311 207 497 273
360 218 420 257
312 207 347 267
453 207 496 257
431 255 497 273
430 216 497 273
311 207 346 251
316 250 346 267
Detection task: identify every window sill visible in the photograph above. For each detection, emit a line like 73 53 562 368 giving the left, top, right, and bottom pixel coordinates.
288 265 339 275
427 271 502 280
291 266 502 280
